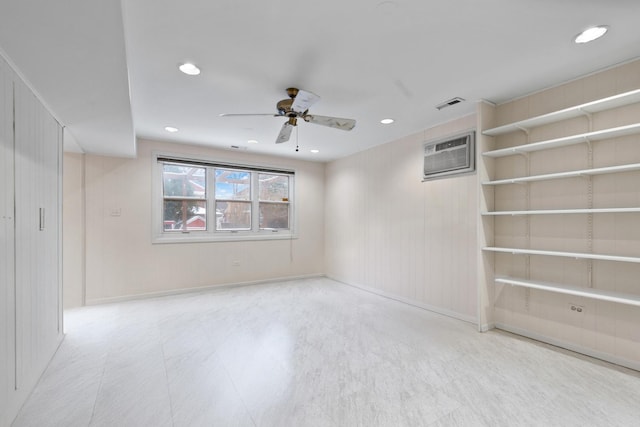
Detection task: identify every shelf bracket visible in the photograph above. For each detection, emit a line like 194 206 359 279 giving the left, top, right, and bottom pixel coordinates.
586 136 594 288
577 108 594 132
515 125 531 138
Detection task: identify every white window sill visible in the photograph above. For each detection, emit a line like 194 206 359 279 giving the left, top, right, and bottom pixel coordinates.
152 232 298 244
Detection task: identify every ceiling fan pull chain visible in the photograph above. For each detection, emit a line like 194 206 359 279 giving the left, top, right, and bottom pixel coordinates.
295 125 299 152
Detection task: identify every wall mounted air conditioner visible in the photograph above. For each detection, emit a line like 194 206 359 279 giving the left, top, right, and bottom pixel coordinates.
423 131 475 181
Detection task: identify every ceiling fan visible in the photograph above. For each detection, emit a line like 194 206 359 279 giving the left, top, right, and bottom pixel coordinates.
220 87 356 144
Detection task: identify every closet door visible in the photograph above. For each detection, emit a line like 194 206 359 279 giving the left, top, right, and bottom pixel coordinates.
14 78 62 391
0 55 15 426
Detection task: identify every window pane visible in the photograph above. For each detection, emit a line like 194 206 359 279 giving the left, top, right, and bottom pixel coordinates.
260 203 289 229
163 200 206 231
259 174 289 201
163 165 206 198
216 201 251 230
215 169 250 200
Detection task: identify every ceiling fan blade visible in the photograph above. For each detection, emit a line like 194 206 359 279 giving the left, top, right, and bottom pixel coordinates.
275 122 294 144
304 115 356 131
219 113 280 117
291 89 320 114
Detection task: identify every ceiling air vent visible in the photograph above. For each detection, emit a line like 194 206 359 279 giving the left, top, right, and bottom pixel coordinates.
435 97 465 110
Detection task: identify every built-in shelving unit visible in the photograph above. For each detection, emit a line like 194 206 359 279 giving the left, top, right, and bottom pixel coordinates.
483 247 640 264
483 88 640 136
481 88 640 308
483 207 640 216
495 277 640 308
483 163 640 185
483 123 640 158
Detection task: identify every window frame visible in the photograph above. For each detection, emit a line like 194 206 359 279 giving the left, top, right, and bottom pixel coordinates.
152 152 296 244
161 164 208 232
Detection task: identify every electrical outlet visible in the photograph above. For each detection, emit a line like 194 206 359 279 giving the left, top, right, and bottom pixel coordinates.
569 304 584 313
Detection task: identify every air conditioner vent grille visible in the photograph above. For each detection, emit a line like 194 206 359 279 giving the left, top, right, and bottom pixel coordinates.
423 131 475 181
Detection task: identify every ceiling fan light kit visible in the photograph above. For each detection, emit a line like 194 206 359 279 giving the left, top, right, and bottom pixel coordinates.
221 87 356 145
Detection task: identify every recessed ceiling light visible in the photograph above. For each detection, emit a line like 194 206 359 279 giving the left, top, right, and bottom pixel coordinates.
164 126 179 132
179 63 200 75
247 139 259 144
574 25 608 44
310 149 320 153
380 118 394 124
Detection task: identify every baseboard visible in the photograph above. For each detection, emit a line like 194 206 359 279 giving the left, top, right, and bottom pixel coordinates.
495 323 640 372
328 276 477 325
479 322 495 332
84 273 325 306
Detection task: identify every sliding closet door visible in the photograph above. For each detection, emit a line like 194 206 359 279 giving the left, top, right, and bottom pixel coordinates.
0 55 16 427
14 78 62 392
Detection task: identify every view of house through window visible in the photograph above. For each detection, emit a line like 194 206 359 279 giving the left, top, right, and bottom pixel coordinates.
259 173 290 229
162 165 206 231
215 169 252 230
159 158 293 239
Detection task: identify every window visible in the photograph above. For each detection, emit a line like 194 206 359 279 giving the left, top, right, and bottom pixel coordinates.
215 169 251 230
259 173 290 229
162 164 207 231
154 154 294 242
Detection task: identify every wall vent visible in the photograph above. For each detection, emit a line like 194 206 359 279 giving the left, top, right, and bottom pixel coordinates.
435 97 465 110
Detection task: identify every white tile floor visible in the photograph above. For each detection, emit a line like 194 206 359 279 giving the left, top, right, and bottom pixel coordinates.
12 277 640 426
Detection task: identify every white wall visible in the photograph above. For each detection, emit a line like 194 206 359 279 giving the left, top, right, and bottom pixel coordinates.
64 139 326 304
325 115 478 322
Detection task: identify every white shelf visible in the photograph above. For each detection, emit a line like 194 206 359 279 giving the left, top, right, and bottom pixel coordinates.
482 207 640 216
483 246 640 264
495 277 640 308
483 89 640 136
482 163 640 186
482 123 640 158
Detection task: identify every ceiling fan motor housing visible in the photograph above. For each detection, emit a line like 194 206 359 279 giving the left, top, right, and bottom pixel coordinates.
277 87 305 117
276 98 296 116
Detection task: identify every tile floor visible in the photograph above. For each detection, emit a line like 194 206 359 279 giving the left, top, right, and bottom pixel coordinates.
12 277 640 426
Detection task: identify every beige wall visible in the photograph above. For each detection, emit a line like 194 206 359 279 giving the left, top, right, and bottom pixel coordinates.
64 139 325 305
63 152 84 309
325 114 478 322
484 59 640 368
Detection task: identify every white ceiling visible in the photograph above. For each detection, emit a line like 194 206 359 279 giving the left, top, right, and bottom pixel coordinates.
1 0 639 162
